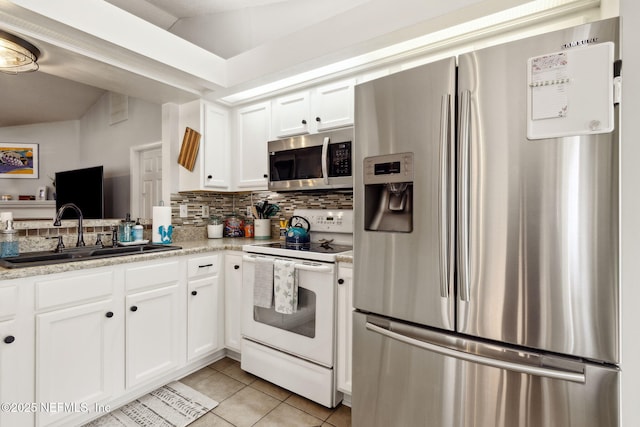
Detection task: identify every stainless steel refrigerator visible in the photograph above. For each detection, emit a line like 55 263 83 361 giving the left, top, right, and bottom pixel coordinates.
353 18 620 427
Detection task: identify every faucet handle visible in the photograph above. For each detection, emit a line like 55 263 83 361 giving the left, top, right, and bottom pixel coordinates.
45 235 65 252
95 233 105 247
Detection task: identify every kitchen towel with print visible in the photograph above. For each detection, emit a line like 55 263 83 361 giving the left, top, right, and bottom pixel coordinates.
274 259 298 314
253 257 274 308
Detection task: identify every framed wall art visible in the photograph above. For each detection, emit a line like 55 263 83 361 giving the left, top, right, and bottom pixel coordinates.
0 143 39 179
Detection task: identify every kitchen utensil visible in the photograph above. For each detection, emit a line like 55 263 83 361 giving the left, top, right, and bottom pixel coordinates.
286 216 311 245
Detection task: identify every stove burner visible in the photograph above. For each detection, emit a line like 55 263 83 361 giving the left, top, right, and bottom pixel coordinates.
319 239 335 250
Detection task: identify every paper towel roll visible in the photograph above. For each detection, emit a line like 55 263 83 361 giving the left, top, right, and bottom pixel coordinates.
152 206 172 244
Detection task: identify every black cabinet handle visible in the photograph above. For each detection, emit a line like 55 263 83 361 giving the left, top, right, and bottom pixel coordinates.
338 278 345 285
199 264 213 268
234 265 240 270
316 117 321 122
3 335 15 344
105 311 114 318
207 175 213 179
263 174 268 178
301 119 307 125
130 306 138 312
191 290 198 296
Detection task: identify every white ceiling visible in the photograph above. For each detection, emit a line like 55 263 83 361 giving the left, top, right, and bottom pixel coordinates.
0 0 549 127
1 0 375 126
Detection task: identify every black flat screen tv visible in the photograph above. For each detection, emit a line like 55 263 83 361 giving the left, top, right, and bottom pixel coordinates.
55 166 104 219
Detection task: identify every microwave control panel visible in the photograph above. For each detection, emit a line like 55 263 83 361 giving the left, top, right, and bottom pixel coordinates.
329 142 352 177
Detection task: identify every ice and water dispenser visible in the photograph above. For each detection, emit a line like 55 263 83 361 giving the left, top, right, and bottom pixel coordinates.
363 153 414 233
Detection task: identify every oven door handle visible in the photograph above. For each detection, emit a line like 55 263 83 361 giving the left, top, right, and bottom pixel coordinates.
243 255 332 272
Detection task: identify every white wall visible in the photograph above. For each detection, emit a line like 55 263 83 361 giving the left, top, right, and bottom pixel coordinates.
619 1 640 425
79 92 162 218
0 92 161 218
0 120 81 199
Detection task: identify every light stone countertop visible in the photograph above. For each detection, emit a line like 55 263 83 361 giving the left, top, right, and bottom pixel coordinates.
0 238 353 280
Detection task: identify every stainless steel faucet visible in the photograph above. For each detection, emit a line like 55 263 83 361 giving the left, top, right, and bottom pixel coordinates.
53 203 85 247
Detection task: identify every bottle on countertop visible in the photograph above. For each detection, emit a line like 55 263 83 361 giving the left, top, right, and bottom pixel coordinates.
0 219 19 258
119 213 135 243
132 218 144 242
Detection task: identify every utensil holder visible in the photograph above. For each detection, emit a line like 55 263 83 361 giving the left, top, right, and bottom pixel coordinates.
254 219 271 240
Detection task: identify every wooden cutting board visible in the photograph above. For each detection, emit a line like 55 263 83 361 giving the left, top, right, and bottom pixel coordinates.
177 127 201 171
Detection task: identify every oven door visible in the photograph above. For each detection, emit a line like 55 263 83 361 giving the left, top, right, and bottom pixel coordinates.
242 254 336 367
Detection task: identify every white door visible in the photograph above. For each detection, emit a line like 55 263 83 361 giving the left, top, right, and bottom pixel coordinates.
138 147 162 219
130 142 162 219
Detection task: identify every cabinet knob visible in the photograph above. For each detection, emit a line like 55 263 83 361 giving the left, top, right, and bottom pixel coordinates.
207 175 213 179
3 335 15 344
338 278 345 285
234 265 240 270
105 311 114 318
316 117 321 122
130 306 138 312
191 290 198 296
301 119 307 125
263 174 268 178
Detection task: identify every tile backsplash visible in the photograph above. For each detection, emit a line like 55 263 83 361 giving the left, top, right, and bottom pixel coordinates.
8 190 353 252
171 190 353 240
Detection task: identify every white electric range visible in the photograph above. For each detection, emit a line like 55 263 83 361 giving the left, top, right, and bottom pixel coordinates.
241 209 353 408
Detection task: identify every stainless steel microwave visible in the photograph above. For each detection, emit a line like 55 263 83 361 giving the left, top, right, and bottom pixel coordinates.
268 127 353 191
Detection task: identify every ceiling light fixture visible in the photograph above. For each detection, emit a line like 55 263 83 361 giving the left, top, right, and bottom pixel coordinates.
0 30 40 74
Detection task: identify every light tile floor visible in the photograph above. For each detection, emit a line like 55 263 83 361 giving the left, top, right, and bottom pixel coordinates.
180 357 352 427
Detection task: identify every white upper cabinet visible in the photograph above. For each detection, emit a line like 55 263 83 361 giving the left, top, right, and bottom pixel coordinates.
234 101 271 191
273 91 312 137
273 78 355 138
203 102 231 190
314 79 356 132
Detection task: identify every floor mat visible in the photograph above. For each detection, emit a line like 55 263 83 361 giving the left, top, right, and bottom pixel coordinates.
84 381 218 427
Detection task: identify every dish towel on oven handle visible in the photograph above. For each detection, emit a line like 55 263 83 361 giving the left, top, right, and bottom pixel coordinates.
253 257 274 308
274 259 298 314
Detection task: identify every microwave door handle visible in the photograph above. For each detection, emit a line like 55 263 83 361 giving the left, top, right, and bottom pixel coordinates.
321 136 330 185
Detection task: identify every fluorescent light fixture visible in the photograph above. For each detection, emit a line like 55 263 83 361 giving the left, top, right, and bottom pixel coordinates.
0 30 40 74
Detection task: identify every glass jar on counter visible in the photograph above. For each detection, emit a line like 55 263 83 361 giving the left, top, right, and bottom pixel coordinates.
207 215 224 239
0 220 19 258
223 212 244 238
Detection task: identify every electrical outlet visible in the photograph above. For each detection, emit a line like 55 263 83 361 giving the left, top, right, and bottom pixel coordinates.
202 205 210 217
179 204 188 218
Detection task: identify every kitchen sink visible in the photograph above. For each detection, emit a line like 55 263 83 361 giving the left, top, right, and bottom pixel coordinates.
0 244 182 269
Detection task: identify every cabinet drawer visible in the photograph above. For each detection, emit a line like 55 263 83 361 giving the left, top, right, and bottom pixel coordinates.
0 286 18 319
35 271 114 311
126 260 180 292
187 254 219 278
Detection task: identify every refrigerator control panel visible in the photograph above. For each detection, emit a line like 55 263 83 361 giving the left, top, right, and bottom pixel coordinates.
363 152 414 185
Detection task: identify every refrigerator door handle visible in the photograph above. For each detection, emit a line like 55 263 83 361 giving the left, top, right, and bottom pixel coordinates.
439 94 451 298
365 321 586 383
458 89 471 302
321 136 330 185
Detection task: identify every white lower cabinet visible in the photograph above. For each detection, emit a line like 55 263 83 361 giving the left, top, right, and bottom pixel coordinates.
34 270 120 427
6 250 243 426
224 252 243 353
187 254 223 361
125 261 184 389
0 281 34 427
336 263 353 395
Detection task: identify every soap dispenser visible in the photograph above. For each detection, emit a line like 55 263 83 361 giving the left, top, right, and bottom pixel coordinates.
0 219 19 258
